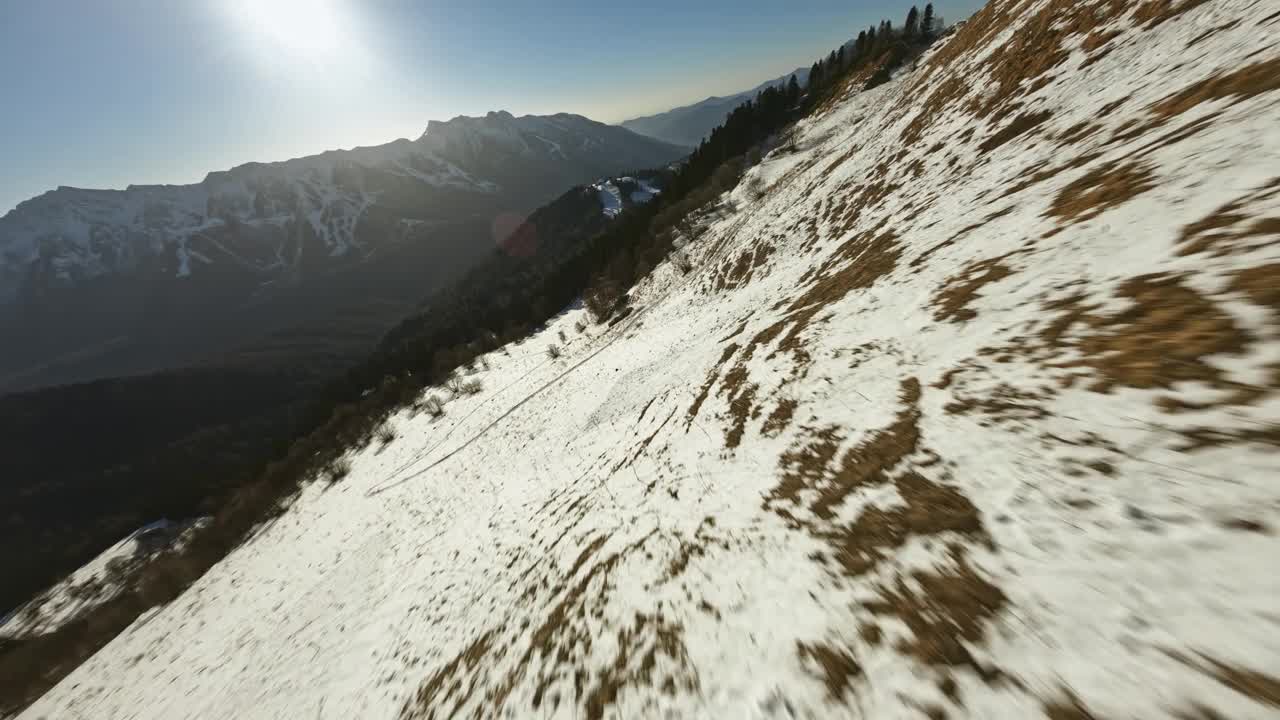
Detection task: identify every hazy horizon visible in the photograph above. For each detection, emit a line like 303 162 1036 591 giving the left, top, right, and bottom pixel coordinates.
0 0 983 214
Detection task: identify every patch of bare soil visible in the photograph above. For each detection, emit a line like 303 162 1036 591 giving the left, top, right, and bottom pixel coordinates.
828 471 987 577
1229 262 1280 322
933 256 1015 323
1107 55 1280 149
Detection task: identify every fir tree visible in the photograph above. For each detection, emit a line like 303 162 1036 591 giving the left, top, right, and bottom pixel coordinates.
905 6 920 41
921 3 936 38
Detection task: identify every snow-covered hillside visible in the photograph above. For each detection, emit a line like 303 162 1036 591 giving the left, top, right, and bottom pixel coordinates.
592 175 664 218
1 520 204 642
19 0 1280 718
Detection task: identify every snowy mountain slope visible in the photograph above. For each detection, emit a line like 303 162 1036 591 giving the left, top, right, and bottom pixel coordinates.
592 174 664 218
0 112 686 390
0 112 680 292
0 519 204 642
19 1 1280 718
621 67 810 146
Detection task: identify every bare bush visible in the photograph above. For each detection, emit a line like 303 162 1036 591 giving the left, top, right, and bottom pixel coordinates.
324 457 352 484
546 344 562 359
461 379 483 396
422 396 445 418
746 173 767 201
377 425 397 445
575 320 587 334
557 329 567 343
674 252 695 275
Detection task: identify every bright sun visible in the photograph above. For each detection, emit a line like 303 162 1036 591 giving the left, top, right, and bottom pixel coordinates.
230 0 344 59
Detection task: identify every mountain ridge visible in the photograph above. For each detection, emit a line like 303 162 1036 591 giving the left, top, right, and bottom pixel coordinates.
0 111 685 391
620 67 810 146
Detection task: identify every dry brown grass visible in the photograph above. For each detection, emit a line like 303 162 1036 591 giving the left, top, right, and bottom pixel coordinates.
1150 56 1280 120
1040 274 1252 394
715 242 774 291
944 383 1054 427
399 531 671 720
1042 688 1105 719
762 398 799 437
1046 161 1156 224
685 343 740 429
999 152 1103 201
583 612 698 720
797 642 862 701
1162 648 1280 709
764 373 1009 701
1176 179 1280 257
978 110 1053 154
864 548 1007 673
932 257 1015 323
1230 263 1280 314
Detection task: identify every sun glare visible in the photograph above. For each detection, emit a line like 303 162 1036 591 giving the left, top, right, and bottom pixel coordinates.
229 0 345 60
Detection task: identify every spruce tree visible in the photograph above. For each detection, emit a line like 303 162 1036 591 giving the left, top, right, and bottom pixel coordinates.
922 3 936 38
786 74 801 103
905 6 920 41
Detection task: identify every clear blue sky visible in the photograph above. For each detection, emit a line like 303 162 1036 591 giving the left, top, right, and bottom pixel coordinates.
0 0 984 214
